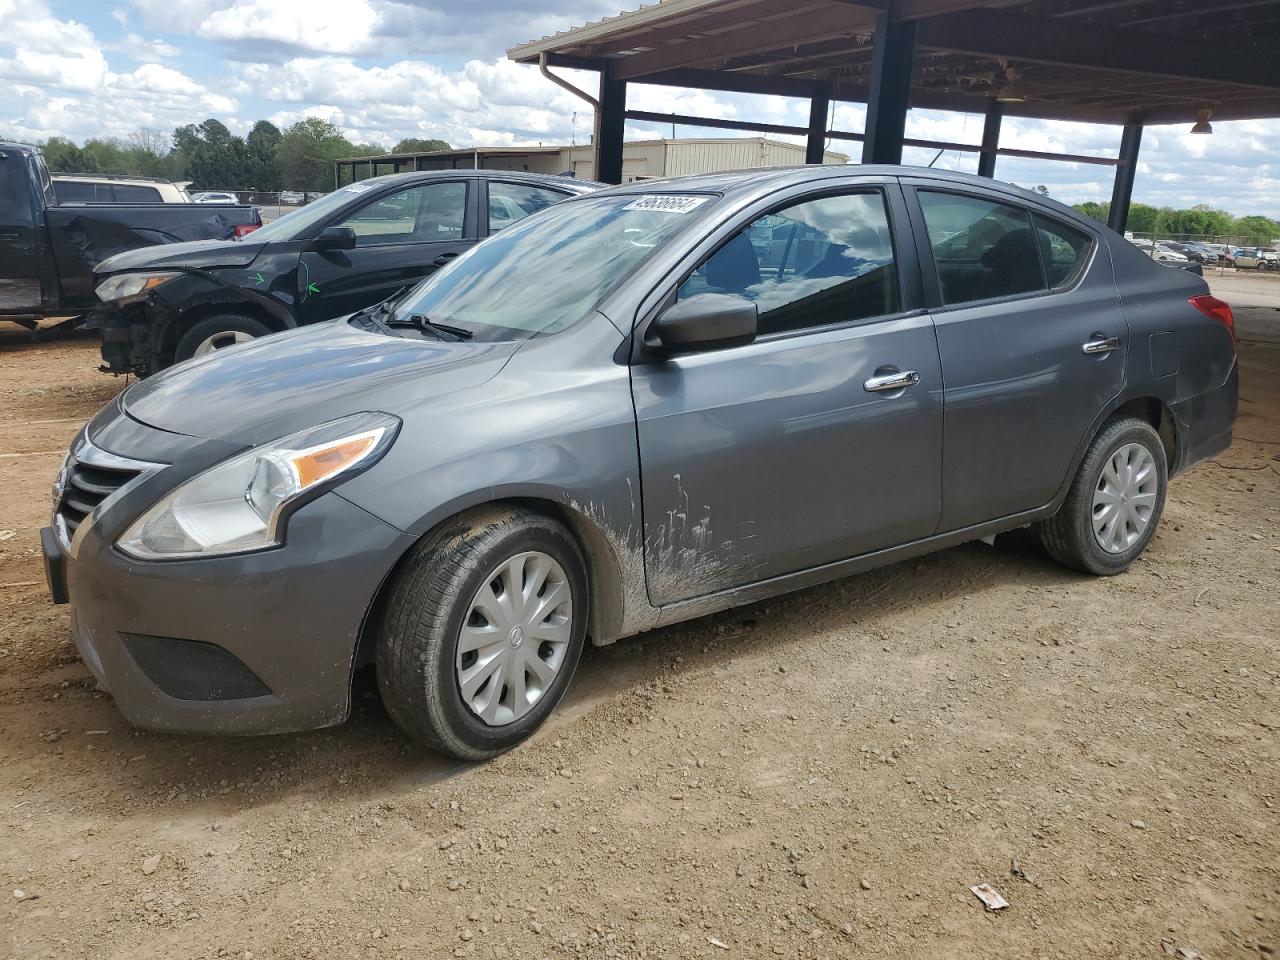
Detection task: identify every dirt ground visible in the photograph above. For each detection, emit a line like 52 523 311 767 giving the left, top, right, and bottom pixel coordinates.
1 273 1277 960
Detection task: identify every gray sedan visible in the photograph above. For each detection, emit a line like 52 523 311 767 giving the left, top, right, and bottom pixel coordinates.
42 166 1238 759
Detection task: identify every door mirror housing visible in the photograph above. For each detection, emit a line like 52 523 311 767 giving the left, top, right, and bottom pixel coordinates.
652 293 757 356
312 226 357 252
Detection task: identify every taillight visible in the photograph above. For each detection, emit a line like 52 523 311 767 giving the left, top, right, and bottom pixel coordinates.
1188 294 1235 342
233 224 259 239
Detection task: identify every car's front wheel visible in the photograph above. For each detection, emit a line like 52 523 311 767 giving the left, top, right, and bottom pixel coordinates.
173 313 272 365
375 505 588 759
1038 416 1168 575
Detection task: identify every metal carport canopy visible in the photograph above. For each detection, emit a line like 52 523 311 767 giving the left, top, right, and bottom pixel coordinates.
507 0 1280 230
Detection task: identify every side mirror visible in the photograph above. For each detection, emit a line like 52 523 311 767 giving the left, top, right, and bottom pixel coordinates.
312 226 356 252
651 293 757 355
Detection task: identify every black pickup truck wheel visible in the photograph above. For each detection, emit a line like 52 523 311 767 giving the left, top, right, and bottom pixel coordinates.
174 314 271 364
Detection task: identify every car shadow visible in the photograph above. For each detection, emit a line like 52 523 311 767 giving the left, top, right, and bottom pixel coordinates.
39 531 1072 817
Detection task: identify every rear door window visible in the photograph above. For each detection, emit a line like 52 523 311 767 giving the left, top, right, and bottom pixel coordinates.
918 191 1046 305
488 182 565 233
677 190 901 336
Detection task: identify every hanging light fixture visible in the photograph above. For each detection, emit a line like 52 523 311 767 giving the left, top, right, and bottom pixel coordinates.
1190 108 1213 134
996 64 1025 104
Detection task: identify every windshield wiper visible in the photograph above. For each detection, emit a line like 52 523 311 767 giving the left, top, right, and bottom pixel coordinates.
386 313 474 341
348 288 410 335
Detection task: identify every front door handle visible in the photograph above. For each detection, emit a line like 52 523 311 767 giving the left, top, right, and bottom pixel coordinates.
432 252 459 267
863 369 920 393
1082 335 1121 355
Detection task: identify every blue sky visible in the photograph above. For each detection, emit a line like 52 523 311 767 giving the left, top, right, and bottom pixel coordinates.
2 0 1278 217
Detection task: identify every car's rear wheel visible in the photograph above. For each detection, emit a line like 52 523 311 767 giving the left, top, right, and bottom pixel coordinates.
375 504 588 759
173 313 271 365
1038 416 1168 576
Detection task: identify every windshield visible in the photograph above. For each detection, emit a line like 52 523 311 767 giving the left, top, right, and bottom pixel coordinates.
391 193 716 340
248 181 380 242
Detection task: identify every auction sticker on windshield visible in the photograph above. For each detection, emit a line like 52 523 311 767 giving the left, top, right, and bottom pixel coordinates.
623 195 711 214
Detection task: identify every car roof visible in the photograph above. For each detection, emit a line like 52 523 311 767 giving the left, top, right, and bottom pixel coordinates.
584 164 1100 231
343 168 603 194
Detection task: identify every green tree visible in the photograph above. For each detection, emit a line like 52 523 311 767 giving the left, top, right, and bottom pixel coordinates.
1072 201 1109 224
1232 215 1279 245
1127 203 1159 234
245 120 283 190
392 137 450 154
173 119 249 189
1158 205 1234 239
40 136 87 172
277 118 359 192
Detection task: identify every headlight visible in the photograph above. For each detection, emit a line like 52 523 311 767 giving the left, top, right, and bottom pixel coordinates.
117 412 399 560
95 272 179 304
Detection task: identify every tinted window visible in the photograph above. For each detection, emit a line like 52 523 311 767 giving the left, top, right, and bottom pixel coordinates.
338 181 466 246
919 191 1045 305
488 182 564 232
113 184 163 203
678 192 899 336
1033 214 1091 287
54 180 96 202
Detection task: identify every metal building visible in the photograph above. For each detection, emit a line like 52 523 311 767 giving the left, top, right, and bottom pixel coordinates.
334 137 847 185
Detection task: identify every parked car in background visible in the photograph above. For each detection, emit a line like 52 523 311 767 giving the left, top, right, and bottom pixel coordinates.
192 191 239 204
1150 242 1189 263
1203 243 1235 267
53 174 193 204
89 169 600 375
1232 248 1274 270
44 167 1237 758
0 141 261 329
278 190 304 205
1164 241 1216 265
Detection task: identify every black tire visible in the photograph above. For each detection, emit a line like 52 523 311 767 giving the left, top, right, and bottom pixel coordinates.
374 504 589 759
173 313 272 365
1038 416 1168 576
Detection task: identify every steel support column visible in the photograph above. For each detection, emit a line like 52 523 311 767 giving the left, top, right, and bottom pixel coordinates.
806 86 830 164
1108 122 1143 233
596 67 627 185
861 12 916 165
977 101 1002 178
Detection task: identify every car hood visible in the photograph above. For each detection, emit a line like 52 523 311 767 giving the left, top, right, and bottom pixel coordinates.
120 321 521 447
95 238 266 275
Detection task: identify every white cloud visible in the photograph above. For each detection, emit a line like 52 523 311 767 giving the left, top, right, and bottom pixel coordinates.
199 0 383 56
1 0 1277 217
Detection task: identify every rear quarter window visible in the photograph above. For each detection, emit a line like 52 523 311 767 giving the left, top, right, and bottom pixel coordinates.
1032 214 1093 287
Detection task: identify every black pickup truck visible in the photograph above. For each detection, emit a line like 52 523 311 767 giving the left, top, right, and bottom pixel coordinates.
0 141 261 330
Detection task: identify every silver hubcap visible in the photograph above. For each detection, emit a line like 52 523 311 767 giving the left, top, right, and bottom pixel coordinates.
456 551 573 726
192 330 256 356
1092 442 1158 553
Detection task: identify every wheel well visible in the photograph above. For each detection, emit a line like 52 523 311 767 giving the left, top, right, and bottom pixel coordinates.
1110 396 1177 468
159 300 289 358
352 496 628 670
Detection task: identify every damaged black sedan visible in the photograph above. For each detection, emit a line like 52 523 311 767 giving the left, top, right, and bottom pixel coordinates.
91 170 599 376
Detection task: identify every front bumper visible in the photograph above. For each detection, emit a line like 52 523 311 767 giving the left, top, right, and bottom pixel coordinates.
42 411 412 735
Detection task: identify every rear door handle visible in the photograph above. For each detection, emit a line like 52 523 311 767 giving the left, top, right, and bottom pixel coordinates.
863 370 920 393
1082 335 1121 354
432 252 459 266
